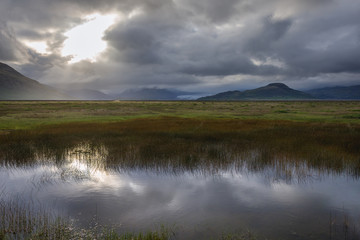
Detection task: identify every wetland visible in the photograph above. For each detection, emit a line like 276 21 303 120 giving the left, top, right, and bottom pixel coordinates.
0 101 360 239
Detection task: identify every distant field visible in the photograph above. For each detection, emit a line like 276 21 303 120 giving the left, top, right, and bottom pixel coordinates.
0 100 360 130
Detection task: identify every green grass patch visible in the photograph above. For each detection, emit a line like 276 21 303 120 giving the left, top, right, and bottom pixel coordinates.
343 114 360 119
0 101 359 130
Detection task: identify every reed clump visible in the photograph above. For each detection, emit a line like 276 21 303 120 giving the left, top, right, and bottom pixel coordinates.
0 198 76 240
0 198 175 240
1 198 262 240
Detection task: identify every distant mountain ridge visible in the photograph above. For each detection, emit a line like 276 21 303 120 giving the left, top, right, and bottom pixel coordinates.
306 85 360 99
0 62 72 100
199 83 314 100
62 88 114 100
117 88 191 100
1 61 359 100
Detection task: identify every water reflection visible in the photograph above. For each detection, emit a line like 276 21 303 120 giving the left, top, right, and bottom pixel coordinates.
1 144 359 239
2 141 359 183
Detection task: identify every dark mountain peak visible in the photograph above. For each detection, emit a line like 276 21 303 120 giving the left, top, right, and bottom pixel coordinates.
0 62 21 75
0 62 14 70
0 62 72 100
198 82 313 100
0 62 39 87
266 83 290 89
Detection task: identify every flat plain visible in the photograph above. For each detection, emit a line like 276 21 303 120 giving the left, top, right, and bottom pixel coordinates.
1 100 360 130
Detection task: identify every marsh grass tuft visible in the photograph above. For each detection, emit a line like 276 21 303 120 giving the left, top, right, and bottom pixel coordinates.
0 198 175 240
0 198 261 240
0 198 75 240
217 231 258 240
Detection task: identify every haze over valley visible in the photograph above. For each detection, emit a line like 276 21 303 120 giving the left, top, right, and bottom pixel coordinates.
1 62 360 100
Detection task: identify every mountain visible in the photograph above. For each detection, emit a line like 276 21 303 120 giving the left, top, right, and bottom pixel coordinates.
306 85 360 99
198 83 314 100
117 88 190 100
0 62 72 100
62 88 114 100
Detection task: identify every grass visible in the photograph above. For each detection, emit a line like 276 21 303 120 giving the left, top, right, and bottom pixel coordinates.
0 101 359 130
1 198 262 240
0 201 174 240
0 193 176 240
0 199 76 240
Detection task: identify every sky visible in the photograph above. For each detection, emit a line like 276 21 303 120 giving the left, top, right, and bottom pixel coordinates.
0 0 359 95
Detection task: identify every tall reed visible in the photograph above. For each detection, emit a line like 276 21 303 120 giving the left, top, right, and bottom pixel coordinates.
0 197 175 240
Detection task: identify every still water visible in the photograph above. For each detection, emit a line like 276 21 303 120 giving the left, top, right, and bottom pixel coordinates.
1 143 359 240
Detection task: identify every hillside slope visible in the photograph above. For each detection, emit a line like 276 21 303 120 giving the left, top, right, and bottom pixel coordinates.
0 62 72 100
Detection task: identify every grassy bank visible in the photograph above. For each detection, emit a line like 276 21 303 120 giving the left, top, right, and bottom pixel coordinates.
0 101 359 130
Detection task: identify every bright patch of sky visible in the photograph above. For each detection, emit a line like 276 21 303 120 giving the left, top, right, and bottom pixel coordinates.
61 13 118 63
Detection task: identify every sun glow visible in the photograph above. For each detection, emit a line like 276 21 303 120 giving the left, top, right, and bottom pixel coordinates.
24 41 48 54
62 13 118 63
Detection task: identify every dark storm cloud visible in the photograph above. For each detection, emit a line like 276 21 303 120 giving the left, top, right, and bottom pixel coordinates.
239 1 360 78
15 29 49 41
176 17 292 77
104 0 185 65
180 54 284 77
246 17 293 54
178 0 241 23
0 0 359 93
106 23 165 65
0 22 26 61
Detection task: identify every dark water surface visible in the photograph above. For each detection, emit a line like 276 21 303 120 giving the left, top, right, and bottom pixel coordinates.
1 143 360 240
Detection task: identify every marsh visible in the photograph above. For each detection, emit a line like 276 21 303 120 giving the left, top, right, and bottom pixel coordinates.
1 114 360 239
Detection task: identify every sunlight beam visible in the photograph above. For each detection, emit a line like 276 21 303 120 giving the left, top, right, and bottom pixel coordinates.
24 41 48 54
